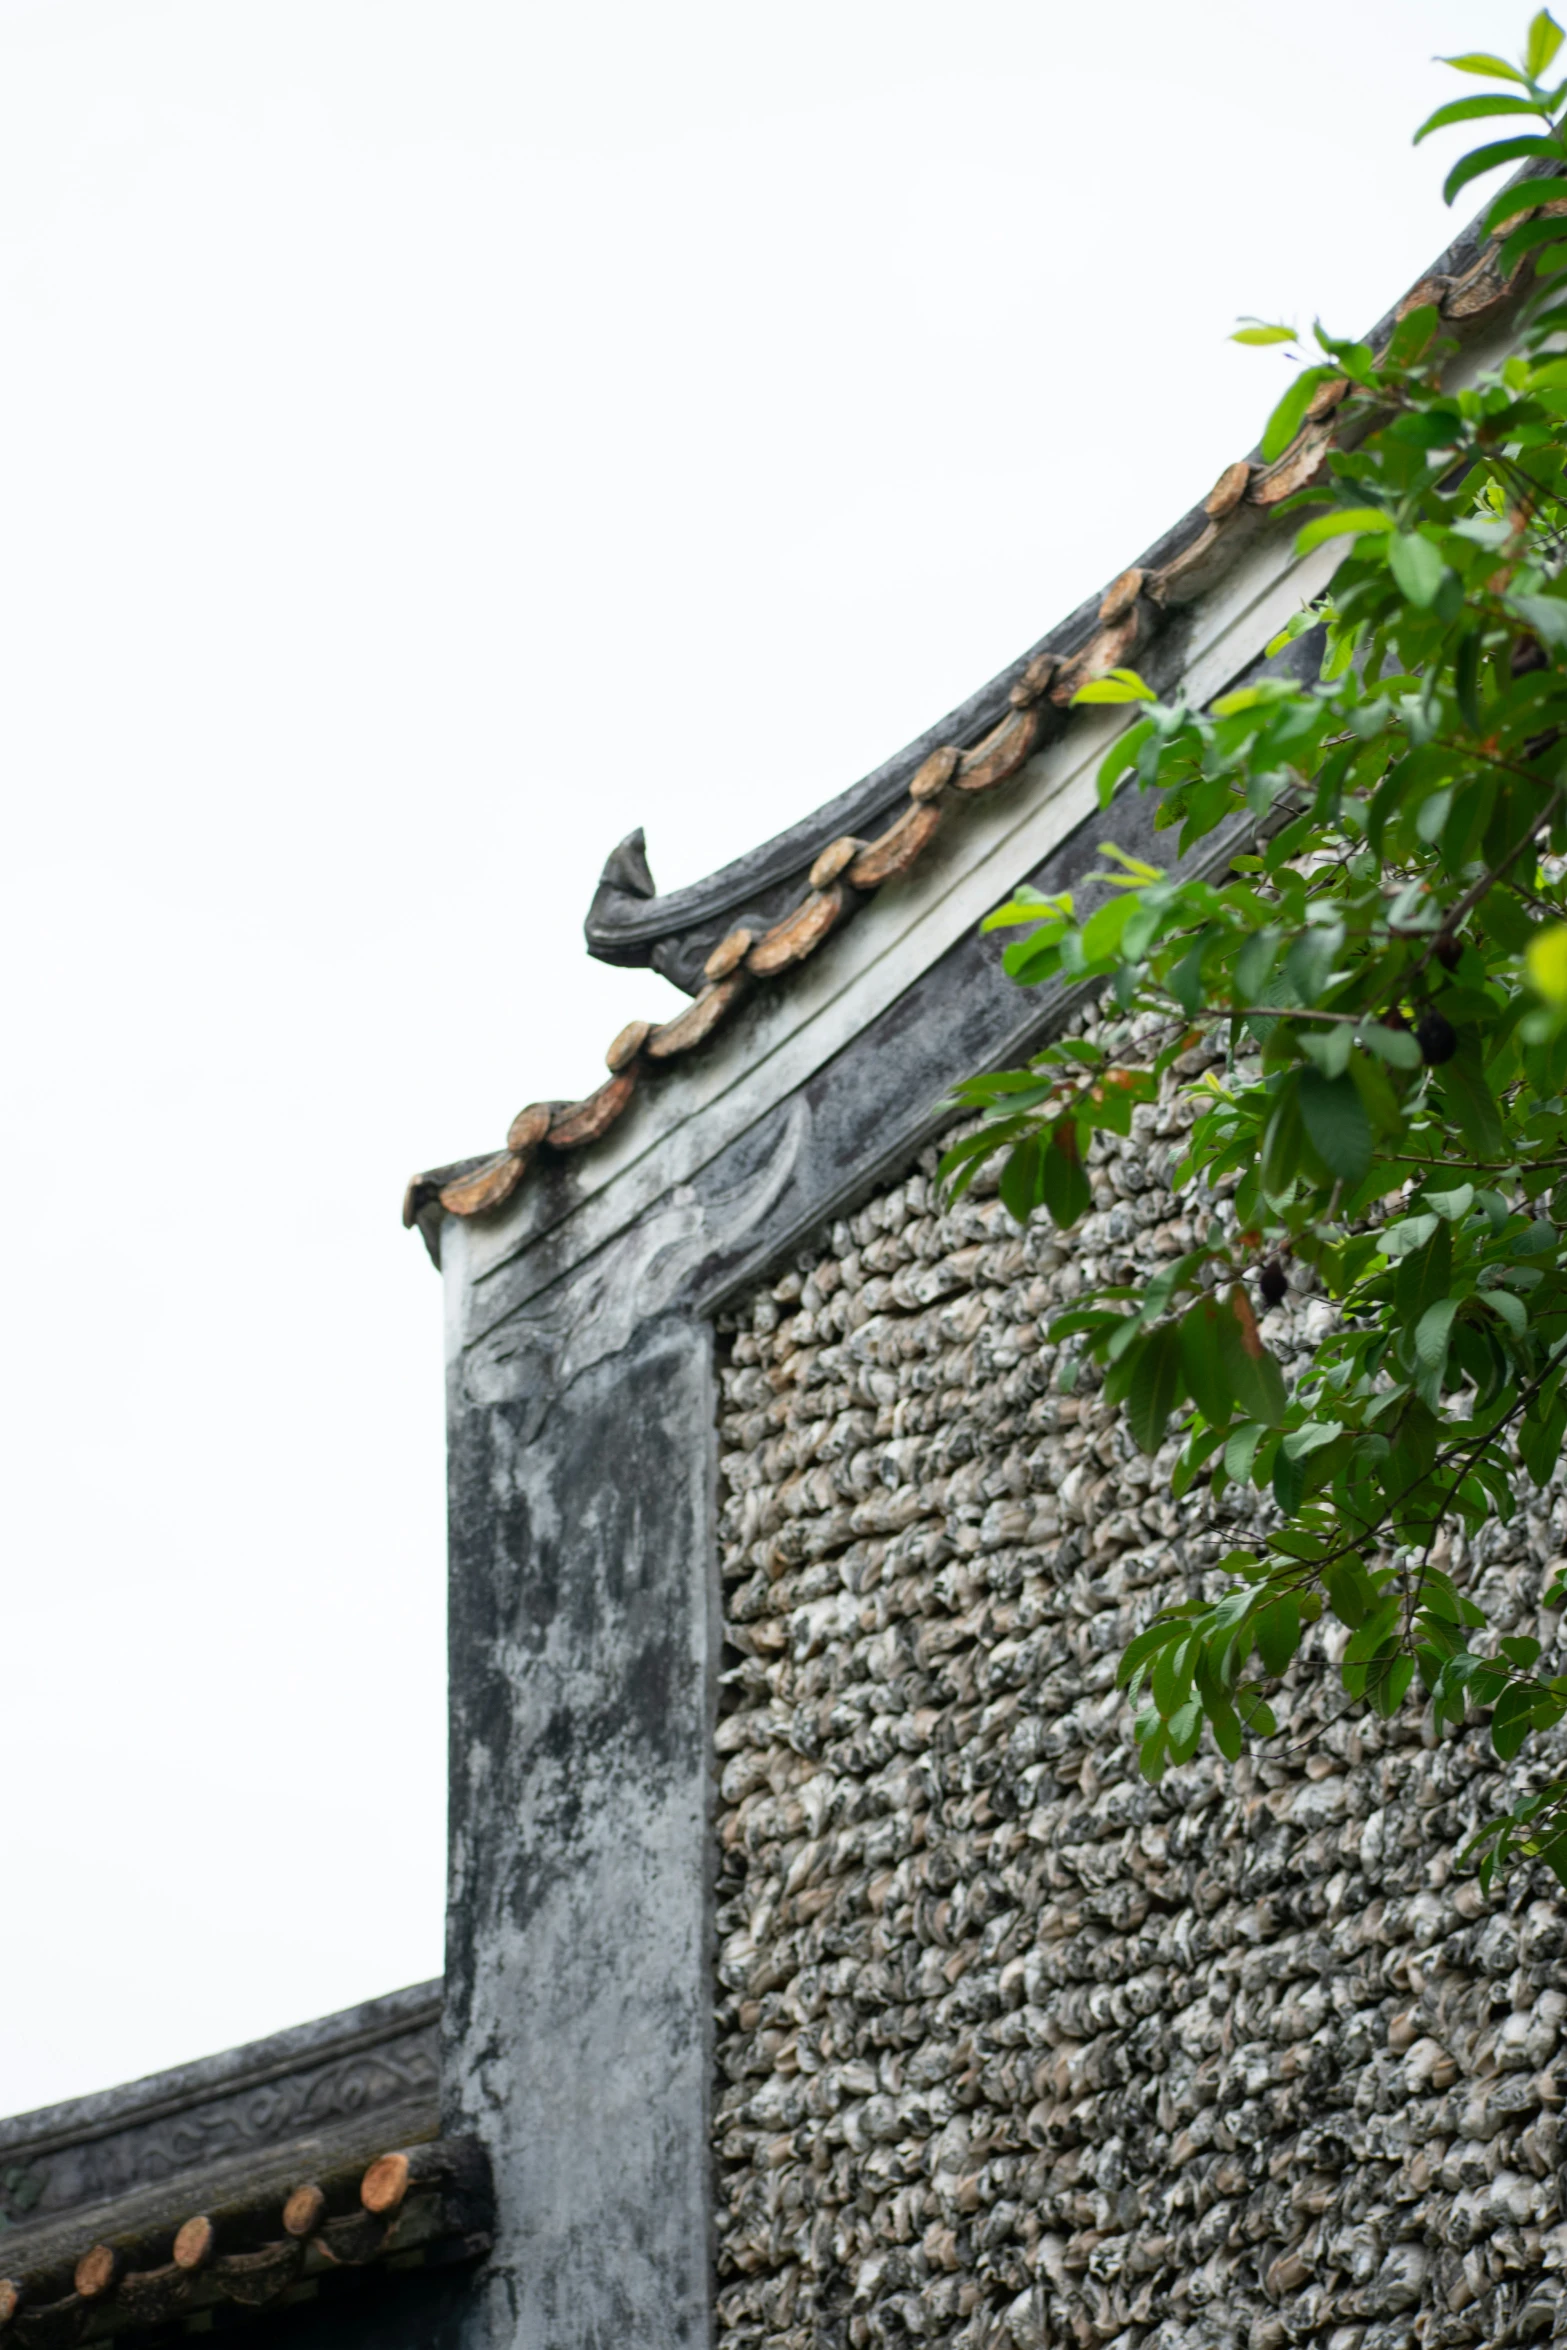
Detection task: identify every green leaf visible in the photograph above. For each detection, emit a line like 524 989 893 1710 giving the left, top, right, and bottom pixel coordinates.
1528 923 1567 1005
1232 321 1297 346
1300 1025 1352 1078
1282 1419 1343 1460
1362 1019 1423 1069
1212 682 1296 719
1324 1558 1376 1630
982 891 1069 934
1172 1425 1225 1500
1150 1631 1197 1717
952 1068 1056 1103
1425 1182 1476 1220
997 1135 1046 1227
1255 1595 1300 1676
1415 1295 1460 1372
1167 1698 1202 1759
1422 1573 1486 1631
937 1124 1016 1201
1443 135 1562 205
1260 367 1337 465
1124 1324 1187 1456
1073 667 1157 706
1223 1421 1265 1485
1435 1044 1507 1160
1485 1282 1529 1337
1235 927 1282 1002
1298 1068 1373 1185
1482 886 1534 953
1002 933 1063 986
1136 1722 1169 1783
1236 1688 1278 1739
1122 1616 1193 1691
1492 1681 1547 1763
1097 716 1155 810
1455 625 1484 729
1527 8 1566 78
1097 841 1163 880
1294 506 1395 556
1215 1289 1288 1427
1351 1036 1410 1143
1261 1075 1306 1199
1272 1444 1306 1515
1039 1122 1093 1230
1520 1392 1567 1484
1498 211 1567 280
1508 590 1567 645
1079 891 1138 963
1049 1309 1122 1345
1414 93 1547 144
1344 1598 1401 1668
1312 324 1374 376
1118 1614 1191 1688
1168 928 1214 1017
1208 1696 1244 1762
1370 1653 1417 1720
1180 1296 1236 1427
1390 304 1445 371
1387 530 1450 608
1387 1394 1441 1495
1439 49 1527 81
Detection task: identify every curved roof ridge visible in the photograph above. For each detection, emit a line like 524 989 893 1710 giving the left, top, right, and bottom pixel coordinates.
581 581 1106 969
406 177 1533 1262
581 187 1515 983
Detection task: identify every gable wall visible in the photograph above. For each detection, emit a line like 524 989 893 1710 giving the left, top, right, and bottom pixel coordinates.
710 1010 1567 2350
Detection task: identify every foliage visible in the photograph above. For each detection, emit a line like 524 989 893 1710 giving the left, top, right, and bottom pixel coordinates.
945 12 1567 1889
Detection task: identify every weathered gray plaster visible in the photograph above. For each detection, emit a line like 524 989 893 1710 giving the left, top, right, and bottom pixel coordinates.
443 1310 719 2350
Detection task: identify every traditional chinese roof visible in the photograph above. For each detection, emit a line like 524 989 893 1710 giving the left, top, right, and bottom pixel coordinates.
405 181 1541 1267
0 1986 484 2347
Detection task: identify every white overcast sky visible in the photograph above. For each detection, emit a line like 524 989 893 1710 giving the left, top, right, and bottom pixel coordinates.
0 0 1539 2113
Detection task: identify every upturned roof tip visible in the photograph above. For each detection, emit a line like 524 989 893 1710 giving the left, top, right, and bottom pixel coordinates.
405 172 1544 1267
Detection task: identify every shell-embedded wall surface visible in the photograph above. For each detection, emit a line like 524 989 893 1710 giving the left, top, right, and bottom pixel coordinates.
712 1009 1567 2350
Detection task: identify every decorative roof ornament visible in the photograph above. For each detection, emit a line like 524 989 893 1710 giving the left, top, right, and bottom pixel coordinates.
404 177 1546 1266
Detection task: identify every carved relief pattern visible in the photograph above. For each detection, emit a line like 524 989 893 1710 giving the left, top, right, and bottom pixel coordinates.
0 2029 438 2228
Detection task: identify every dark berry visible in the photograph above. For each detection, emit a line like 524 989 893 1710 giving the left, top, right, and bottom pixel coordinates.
1259 1260 1289 1308
1416 1009 1458 1066
1384 1007 1409 1030
1434 932 1462 971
